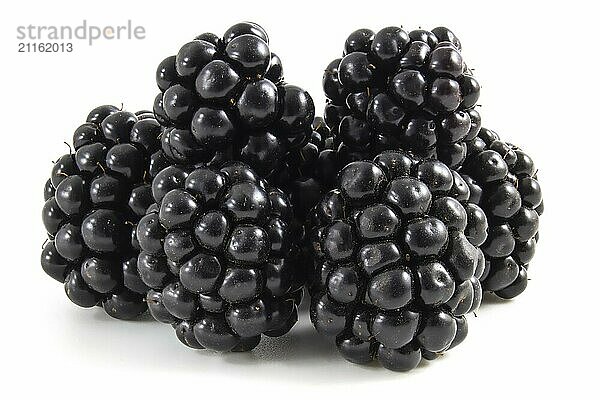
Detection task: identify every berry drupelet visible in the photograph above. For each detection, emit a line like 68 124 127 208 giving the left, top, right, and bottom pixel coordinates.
323 26 481 169
307 150 488 371
136 162 304 352
461 128 543 299
41 105 170 319
154 21 315 178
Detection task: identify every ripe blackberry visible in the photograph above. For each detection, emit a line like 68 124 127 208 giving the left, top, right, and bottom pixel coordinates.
461 128 543 299
269 117 339 221
323 26 481 169
136 162 303 352
307 150 488 371
154 22 315 177
41 105 169 319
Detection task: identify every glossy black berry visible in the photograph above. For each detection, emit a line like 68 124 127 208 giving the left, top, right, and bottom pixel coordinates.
153 22 314 178
344 29 375 54
269 117 338 224
195 60 240 103
323 58 347 105
81 257 121 293
432 27 462 50
338 52 374 92
176 40 217 78
64 270 102 308
265 52 284 83
429 45 463 77
409 29 438 48
41 105 160 320
370 26 409 69
156 56 179 92
309 150 486 371
102 111 138 144
162 85 198 126
137 162 303 352
461 128 543 299
235 79 278 129
323 25 480 169
275 85 315 135
226 34 270 77
86 105 120 126
223 22 269 45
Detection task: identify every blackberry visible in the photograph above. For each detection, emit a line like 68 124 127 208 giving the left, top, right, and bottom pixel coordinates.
41 105 169 319
269 117 339 221
154 22 315 177
307 150 487 371
136 162 303 352
461 128 543 299
323 26 481 169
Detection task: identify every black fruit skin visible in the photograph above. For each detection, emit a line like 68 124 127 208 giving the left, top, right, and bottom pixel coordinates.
137 162 303 352
323 26 481 170
154 21 315 179
461 128 543 299
41 105 168 320
307 150 487 371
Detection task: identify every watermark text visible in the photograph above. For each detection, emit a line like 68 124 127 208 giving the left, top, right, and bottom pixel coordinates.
16 20 145 46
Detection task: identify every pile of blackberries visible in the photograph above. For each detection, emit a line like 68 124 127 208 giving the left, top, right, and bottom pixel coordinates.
41 22 543 372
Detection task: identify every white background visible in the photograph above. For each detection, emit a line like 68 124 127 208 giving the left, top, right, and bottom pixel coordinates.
0 0 597 398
